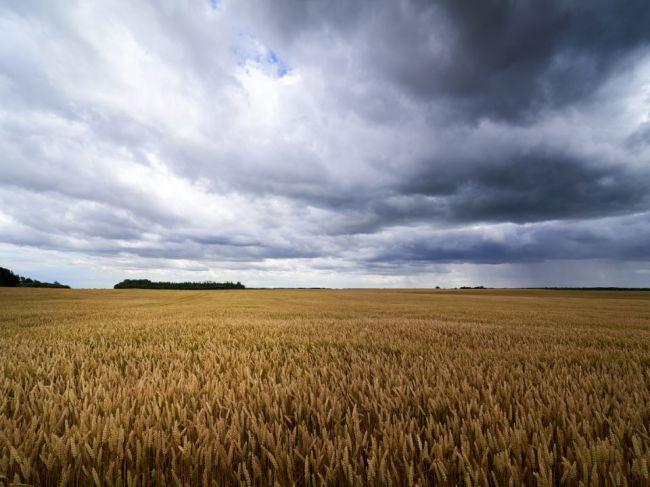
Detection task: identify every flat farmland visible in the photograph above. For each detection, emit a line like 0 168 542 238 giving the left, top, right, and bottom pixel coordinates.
1 289 649 486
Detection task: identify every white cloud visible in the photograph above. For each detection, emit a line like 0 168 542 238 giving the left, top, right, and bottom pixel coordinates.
1 1 649 287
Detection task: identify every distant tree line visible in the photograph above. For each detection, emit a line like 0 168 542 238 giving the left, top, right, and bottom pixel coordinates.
528 287 650 291
113 279 245 290
0 266 70 288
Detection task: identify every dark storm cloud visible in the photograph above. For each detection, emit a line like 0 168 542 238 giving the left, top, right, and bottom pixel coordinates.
627 122 650 149
246 0 650 122
399 149 650 224
388 0 650 121
365 212 650 266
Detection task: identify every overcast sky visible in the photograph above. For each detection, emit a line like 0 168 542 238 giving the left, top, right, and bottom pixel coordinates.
1 0 650 288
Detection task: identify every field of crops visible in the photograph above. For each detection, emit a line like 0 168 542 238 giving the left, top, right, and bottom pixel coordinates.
1 288 649 486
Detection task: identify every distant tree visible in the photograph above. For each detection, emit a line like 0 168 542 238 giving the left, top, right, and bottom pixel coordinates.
18 277 70 288
114 279 245 290
0 266 70 288
0 266 20 287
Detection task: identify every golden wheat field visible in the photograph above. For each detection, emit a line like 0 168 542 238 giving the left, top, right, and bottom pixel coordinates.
0 288 649 486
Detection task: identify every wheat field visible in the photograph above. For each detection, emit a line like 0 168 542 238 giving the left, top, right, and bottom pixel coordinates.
0 288 649 486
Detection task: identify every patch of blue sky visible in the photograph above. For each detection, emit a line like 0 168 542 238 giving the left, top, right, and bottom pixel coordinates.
266 50 290 77
230 31 291 78
207 0 218 10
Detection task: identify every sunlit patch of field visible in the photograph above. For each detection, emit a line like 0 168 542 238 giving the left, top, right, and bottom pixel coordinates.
1 288 649 486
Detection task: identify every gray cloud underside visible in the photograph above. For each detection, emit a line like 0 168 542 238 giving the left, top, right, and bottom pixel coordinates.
1 0 649 284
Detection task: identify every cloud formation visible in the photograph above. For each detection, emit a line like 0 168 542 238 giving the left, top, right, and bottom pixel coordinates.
1 0 649 287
